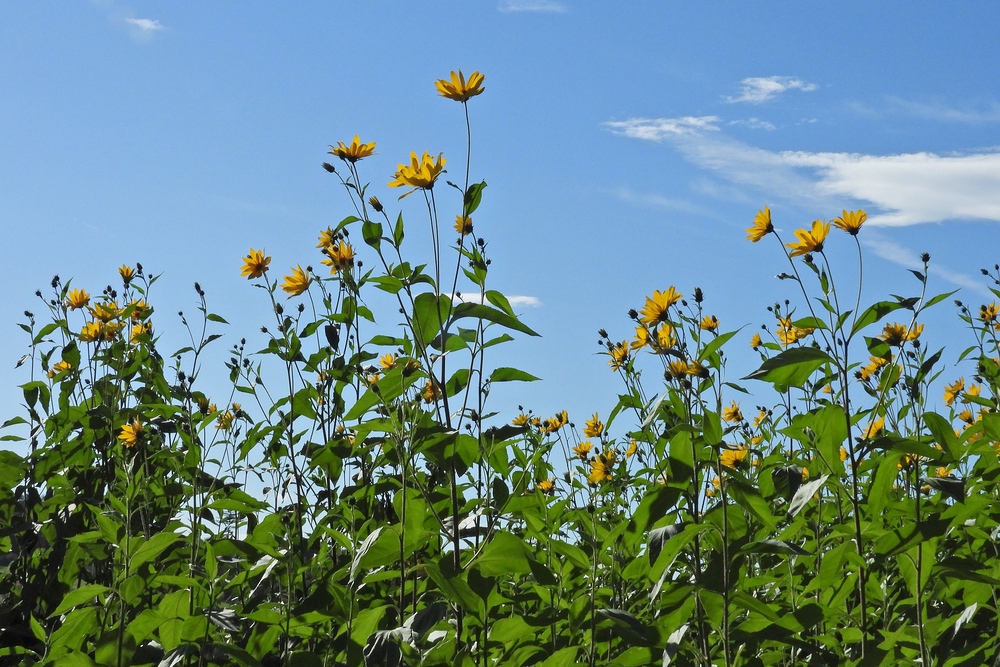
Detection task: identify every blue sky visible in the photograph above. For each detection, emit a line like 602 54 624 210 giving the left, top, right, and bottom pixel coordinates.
3 2 1000 445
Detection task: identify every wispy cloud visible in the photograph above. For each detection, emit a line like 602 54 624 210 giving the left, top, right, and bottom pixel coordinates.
728 117 776 131
604 116 720 141
609 187 714 217
725 76 817 104
125 18 164 32
885 96 1000 124
453 293 542 308
607 116 1000 227
862 230 986 295
497 0 566 12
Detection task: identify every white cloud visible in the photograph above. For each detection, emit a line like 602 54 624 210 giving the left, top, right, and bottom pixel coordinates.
604 116 720 141
607 116 1000 228
885 96 1000 124
725 76 817 104
497 0 566 12
125 18 164 32
728 117 776 131
609 187 714 216
453 293 541 308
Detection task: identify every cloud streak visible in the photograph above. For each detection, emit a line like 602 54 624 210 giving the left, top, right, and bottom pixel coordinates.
607 116 1000 228
725 76 817 104
497 0 566 12
125 18 164 32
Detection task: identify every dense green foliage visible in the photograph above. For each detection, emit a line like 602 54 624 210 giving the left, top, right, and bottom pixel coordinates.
3 75 1000 666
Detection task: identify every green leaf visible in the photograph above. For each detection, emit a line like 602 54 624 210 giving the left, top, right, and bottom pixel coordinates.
412 292 451 349
362 219 383 247
726 477 776 531
740 539 810 556
464 181 487 215
130 532 181 570
474 533 533 577
851 300 905 337
920 475 965 502
787 474 829 518
50 585 111 617
744 346 833 389
488 367 540 383
393 212 405 246
451 302 539 337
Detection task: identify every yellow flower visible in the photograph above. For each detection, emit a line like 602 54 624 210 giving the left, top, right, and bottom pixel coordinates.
979 302 999 324
66 288 90 310
421 380 441 404
388 151 446 190
126 299 150 322
656 325 676 349
958 409 974 425
862 416 884 439
840 446 848 461
801 467 809 480
944 378 965 407
630 325 651 350
936 466 952 478
746 206 774 242
79 321 103 342
750 332 763 350
215 410 234 430
130 322 151 344
753 409 768 427
316 227 336 249
328 135 376 163
367 196 383 213
379 353 397 370
964 383 982 402
721 401 742 424
118 265 135 284
832 209 867 235
512 413 530 426
719 446 749 470
48 360 72 378
699 315 719 332
639 287 683 325
573 440 594 460
776 317 813 347
536 479 555 495
434 70 485 102
545 410 569 434
859 355 890 381
241 249 271 279
322 240 355 274
687 359 710 378
608 341 629 371
667 359 689 380
625 440 638 458
90 300 120 323
583 413 603 438
281 265 311 297
588 450 617 485
786 220 831 257
880 322 922 347
118 420 142 448
454 215 473 236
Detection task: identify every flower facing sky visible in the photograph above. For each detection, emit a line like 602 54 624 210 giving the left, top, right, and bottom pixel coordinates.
328 136 376 163
786 219 831 257
832 209 867 235
118 264 135 284
241 249 271 279
66 288 90 310
746 206 773 242
281 265 310 297
434 70 485 102
388 151 446 191
880 322 923 347
322 240 355 274
639 287 683 325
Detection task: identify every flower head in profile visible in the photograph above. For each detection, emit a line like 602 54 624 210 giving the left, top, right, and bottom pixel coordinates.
119 265 135 285
833 209 867 236
454 215 473 237
699 315 719 333
536 479 555 495
746 206 774 242
118 420 142 448
66 288 90 310
434 70 485 102
130 322 152 345
862 416 884 439
880 322 923 347
639 287 683 326
572 440 594 460
608 341 629 371
786 220 831 257
90 300 120 323
328 136 376 163
583 413 604 438
322 240 355 274
48 360 72 378
943 378 965 407
79 321 103 343
750 332 763 350
421 380 441 404
388 151 446 192
721 401 742 424
625 440 638 458
379 353 397 370
544 410 569 434
241 249 271 279
281 265 311 297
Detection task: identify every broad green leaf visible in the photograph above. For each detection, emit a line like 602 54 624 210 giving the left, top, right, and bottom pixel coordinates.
744 346 833 389
787 474 829 518
130 532 181 570
488 367 540 383
451 302 539 337
50 585 110 617
474 533 533 576
851 300 905 336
